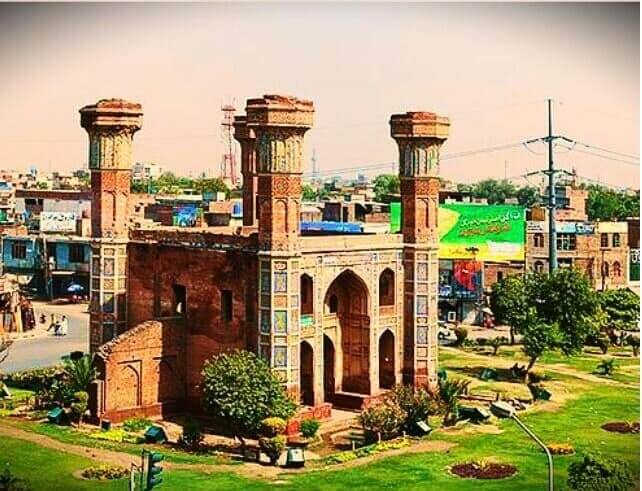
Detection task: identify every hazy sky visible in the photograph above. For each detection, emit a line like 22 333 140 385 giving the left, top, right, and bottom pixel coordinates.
0 3 639 187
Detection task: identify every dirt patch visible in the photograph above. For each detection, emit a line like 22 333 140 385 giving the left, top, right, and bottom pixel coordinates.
450 462 517 479
601 422 640 434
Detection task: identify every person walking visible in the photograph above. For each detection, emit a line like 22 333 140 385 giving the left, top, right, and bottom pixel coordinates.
47 313 58 335
60 315 68 336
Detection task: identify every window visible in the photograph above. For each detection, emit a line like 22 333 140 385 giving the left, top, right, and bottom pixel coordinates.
601 233 609 248
300 274 313 316
556 233 576 251
46 243 57 260
11 241 27 260
173 284 186 316
221 290 233 322
378 269 395 306
613 233 621 247
613 261 622 277
534 261 544 273
602 261 610 277
69 244 85 263
329 294 338 313
533 233 544 248
497 271 504 282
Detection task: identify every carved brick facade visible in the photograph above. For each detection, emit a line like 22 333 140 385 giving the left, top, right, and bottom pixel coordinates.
87 95 449 422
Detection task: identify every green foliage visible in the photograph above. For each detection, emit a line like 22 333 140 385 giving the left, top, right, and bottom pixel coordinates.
200 350 296 440
122 418 153 432
488 337 504 356
88 429 144 444
0 466 29 491
438 377 471 426
324 438 410 465
453 326 468 347
586 185 639 221
302 184 317 201
598 288 640 330
387 384 441 433
1 366 63 391
595 358 617 376
258 435 286 465
491 275 529 331
470 179 516 204
359 400 406 442
521 309 561 372
178 420 204 451
568 452 634 491
299 419 320 439
70 391 88 426
62 355 97 393
516 186 540 207
193 178 230 197
259 417 286 437
373 174 400 202
80 465 128 480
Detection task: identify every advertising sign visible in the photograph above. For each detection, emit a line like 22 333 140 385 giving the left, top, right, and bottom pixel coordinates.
172 206 201 228
439 204 525 262
40 212 77 232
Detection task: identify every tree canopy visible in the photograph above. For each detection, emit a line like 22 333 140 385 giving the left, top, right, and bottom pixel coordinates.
585 185 639 221
373 174 400 202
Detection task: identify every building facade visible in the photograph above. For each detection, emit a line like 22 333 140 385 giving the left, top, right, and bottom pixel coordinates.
87 96 447 422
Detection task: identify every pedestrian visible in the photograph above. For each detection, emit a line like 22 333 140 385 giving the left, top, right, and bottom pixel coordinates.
60 315 68 336
47 313 57 335
53 316 61 336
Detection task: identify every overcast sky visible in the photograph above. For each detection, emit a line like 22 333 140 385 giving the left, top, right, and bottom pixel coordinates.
0 3 639 187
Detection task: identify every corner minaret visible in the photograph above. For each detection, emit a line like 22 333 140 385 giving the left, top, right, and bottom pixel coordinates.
390 111 449 387
246 95 314 396
80 99 143 352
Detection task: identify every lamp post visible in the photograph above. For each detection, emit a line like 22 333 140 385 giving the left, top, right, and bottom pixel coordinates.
490 401 553 491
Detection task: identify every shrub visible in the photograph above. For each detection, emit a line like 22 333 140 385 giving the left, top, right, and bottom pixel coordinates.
300 419 321 439
88 429 144 444
453 326 468 347
201 350 296 445
62 354 98 393
259 417 287 437
0 466 29 491
258 435 286 465
122 418 153 432
81 465 128 480
595 358 617 376
2 366 63 391
178 420 204 451
568 452 634 491
325 438 410 465
547 443 575 455
359 400 406 442
70 391 88 427
439 377 471 426
488 337 503 356
388 384 440 434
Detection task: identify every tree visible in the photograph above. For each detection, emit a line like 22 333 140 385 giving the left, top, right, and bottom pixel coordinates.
70 391 89 428
586 185 639 221
598 288 640 330
62 354 97 393
130 179 149 194
534 268 601 356
516 186 540 207
302 184 317 201
438 377 471 426
470 179 516 204
373 174 400 202
201 350 296 447
568 452 634 491
194 178 230 197
490 275 529 344
520 309 561 376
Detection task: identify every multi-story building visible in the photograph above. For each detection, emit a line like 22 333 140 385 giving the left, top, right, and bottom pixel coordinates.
0 181 16 225
132 161 164 182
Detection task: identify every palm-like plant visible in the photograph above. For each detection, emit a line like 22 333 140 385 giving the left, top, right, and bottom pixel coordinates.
62 354 98 393
439 377 471 426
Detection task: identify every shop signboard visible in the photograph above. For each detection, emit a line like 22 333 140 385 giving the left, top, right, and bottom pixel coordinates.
172 206 201 228
439 204 525 262
40 212 77 232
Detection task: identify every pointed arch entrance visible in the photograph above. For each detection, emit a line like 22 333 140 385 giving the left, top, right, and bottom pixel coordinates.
379 330 395 389
300 341 314 406
323 335 335 400
324 270 370 394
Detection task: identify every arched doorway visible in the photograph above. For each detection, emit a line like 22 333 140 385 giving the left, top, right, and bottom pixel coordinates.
323 335 335 400
379 330 395 389
300 341 314 406
325 270 370 394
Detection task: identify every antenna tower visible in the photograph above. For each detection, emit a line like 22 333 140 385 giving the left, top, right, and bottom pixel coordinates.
220 103 238 187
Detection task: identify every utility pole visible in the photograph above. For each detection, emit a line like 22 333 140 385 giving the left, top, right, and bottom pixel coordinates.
546 98 557 273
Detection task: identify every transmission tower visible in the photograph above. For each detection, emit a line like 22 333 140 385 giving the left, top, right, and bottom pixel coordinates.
220 104 238 187
311 148 318 182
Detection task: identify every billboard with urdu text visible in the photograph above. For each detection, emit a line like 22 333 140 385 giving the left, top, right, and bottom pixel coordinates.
439 204 525 261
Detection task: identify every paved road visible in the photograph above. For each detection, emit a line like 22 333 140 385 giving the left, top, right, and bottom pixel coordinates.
2 303 89 372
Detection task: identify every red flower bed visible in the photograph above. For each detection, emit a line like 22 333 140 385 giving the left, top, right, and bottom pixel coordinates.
451 462 517 479
601 422 640 434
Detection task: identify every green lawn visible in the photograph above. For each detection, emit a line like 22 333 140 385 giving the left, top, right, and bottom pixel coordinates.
0 347 639 490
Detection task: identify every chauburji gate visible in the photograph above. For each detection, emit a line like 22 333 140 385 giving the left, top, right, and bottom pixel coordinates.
82 95 449 423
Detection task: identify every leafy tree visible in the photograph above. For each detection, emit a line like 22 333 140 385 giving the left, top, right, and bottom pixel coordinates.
302 184 317 201
490 275 529 344
568 452 634 491
130 179 149 194
598 288 640 330
194 178 230 197
520 308 561 376
70 391 89 427
516 186 540 207
534 268 601 356
470 179 516 204
586 185 639 221
373 174 400 202
201 350 296 447
62 354 98 393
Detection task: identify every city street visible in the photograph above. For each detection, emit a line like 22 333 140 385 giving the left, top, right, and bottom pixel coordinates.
2 302 89 372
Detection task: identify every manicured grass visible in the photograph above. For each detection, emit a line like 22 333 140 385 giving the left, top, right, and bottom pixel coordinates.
0 347 638 490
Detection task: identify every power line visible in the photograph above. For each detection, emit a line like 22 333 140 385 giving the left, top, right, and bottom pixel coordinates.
555 143 640 166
